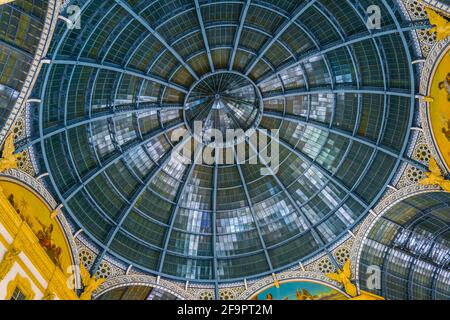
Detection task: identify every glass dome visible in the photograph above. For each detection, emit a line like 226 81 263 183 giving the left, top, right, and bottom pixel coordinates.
24 0 417 283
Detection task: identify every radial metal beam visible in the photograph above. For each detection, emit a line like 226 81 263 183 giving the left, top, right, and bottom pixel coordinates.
50 59 188 93
62 121 184 202
430 226 450 300
312 1 361 91
343 0 388 151
229 0 251 70
244 0 316 75
218 107 275 271
79 3 119 59
114 0 199 81
265 42 359 236
344 0 386 80
37 0 96 270
32 0 426 284
272 67 345 219
176 45 274 82
299 2 348 133
62 62 84 187
194 0 215 72
78 6 127 192
39 0 121 249
270 100 377 241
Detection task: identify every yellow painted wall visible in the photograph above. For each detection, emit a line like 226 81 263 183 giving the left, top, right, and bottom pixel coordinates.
0 177 78 300
0 180 74 272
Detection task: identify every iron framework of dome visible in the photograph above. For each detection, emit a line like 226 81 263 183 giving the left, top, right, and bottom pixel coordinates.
359 192 450 300
17 0 424 284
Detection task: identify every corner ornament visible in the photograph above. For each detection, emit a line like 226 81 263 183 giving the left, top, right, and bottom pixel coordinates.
420 158 450 192
325 260 358 298
0 134 20 173
79 264 105 300
426 8 450 41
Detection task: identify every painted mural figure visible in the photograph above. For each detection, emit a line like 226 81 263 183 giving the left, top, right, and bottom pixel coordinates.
438 72 450 102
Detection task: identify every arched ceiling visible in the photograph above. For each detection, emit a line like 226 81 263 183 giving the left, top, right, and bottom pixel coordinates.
96 285 179 300
21 0 421 283
359 192 450 300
